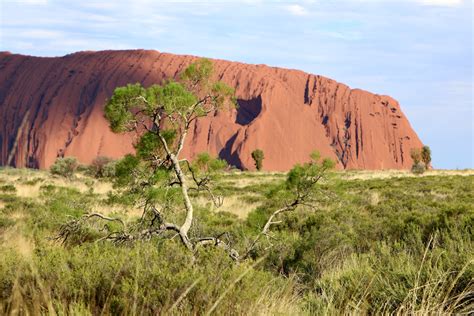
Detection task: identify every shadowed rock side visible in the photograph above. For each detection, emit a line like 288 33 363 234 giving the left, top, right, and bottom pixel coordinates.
0 50 423 170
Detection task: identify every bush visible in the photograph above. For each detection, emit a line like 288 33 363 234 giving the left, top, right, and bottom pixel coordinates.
411 162 426 175
49 157 79 178
421 145 432 168
251 149 265 171
90 156 116 178
0 184 16 193
0 242 300 315
410 148 422 164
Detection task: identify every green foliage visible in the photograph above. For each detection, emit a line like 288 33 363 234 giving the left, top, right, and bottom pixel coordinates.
135 130 175 160
410 148 422 164
0 240 296 315
49 157 79 178
251 149 265 171
161 81 197 114
411 162 426 174
0 184 16 193
180 58 213 87
421 145 432 167
105 59 235 139
286 151 335 193
113 154 141 188
192 152 227 173
90 156 116 178
250 174 472 313
211 81 237 109
104 83 146 132
411 147 430 174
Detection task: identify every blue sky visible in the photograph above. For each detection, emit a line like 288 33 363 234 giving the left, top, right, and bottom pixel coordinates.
1 0 472 169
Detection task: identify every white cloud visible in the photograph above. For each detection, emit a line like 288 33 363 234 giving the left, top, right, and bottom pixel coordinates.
5 0 48 4
285 4 309 16
415 0 463 6
347 0 463 7
20 29 62 39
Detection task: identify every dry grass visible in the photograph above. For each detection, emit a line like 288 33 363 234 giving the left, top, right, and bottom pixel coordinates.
1 228 34 258
14 183 41 198
1 207 34 258
0 168 114 197
340 169 474 180
219 171 284 188
220 195 261 219
195 194 261 219
92 203 143 219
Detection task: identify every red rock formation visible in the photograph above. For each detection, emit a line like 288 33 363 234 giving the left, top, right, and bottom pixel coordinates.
0 50 423 170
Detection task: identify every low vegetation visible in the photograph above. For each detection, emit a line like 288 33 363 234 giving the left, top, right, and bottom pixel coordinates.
0 166 472 315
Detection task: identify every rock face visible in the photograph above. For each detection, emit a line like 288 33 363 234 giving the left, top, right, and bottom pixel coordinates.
0 50 423 170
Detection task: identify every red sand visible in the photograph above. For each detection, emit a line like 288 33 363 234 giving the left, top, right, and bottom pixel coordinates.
0 50 423 170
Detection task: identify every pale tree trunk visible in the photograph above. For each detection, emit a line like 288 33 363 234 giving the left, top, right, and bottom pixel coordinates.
170 153 194 251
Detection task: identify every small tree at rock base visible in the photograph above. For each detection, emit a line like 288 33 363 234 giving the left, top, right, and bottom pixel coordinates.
410 147 425 174
410 148 422 164
251 149 264 171
421 145 431 169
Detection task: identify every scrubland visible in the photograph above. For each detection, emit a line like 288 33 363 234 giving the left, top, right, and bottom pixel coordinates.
0 168 472 315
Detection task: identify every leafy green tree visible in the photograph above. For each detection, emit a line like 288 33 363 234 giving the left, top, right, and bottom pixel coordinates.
55 59 237 255
251 149 265 171
421 145 431 169
410 146 430 174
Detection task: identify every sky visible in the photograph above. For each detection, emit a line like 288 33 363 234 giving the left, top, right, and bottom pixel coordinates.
0 0 472 169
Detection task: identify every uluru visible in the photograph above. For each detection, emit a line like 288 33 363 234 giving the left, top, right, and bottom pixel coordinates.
0 49 423 171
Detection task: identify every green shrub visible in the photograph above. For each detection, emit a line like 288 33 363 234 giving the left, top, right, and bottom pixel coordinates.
89 156 116 178
0 243 300 315
251 149 265 171
0 184 16 193
411 162 426 174
421 145 432 168
50 157 79 178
